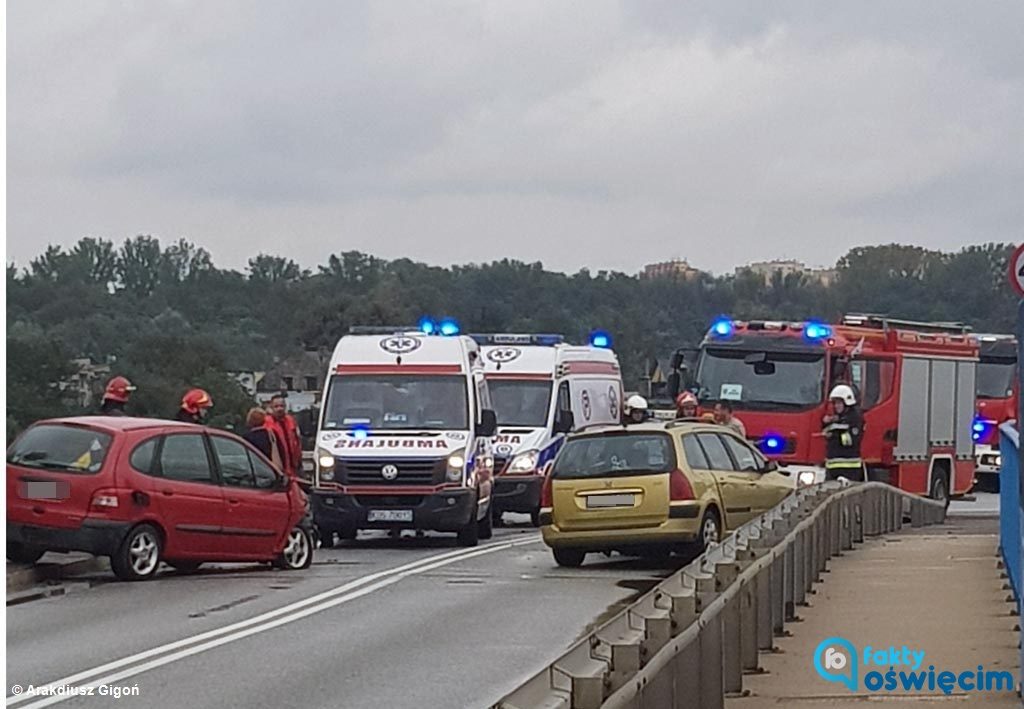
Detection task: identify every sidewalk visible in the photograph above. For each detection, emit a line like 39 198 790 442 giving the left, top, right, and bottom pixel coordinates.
6 552 107 601
728 515 1020 707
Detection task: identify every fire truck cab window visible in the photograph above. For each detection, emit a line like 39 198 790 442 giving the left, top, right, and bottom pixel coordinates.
850 359 896 410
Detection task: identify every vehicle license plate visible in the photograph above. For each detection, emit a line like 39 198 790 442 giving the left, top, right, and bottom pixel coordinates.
586 494 635 509
368 509 413 523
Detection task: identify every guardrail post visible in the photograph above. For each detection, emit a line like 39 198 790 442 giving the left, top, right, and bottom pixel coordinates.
739 579 759 674
552 645 608 709
910 497 923 527
852 501 864 543
756 562 774 651
722 593 743 695
655 575 698 639
772 550 787 635
673 637 702 709
839 497 852 551
699 616 725 709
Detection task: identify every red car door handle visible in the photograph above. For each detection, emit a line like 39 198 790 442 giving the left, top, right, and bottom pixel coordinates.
227 498 240 505
161 489 174 496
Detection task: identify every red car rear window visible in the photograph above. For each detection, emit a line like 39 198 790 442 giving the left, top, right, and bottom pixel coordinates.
7 424 113 475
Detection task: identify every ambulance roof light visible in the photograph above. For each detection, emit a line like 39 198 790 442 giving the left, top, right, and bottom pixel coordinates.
439 318 461 336
418 317 437 335
710 317 735 338
589 329 612 348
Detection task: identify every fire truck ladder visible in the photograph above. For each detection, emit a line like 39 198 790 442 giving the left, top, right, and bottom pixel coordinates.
842 313 972 335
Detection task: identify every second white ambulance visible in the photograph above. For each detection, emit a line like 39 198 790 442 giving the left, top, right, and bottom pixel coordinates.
476 333 623 526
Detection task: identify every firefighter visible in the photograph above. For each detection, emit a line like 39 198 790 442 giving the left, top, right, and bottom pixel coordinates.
177 388 213 424
822 384 865 481
100 376 135 416
623 394 650 424
675 391 699 419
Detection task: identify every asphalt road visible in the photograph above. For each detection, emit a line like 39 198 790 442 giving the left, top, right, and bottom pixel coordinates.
6 518 680 709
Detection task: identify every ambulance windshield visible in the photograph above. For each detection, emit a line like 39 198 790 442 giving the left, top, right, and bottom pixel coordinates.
322 375 469 430
696 349 825 409
487 379 553 427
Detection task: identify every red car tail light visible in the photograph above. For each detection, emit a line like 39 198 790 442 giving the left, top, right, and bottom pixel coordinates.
90 490 120 510
540 473 553 508
669 469 695 501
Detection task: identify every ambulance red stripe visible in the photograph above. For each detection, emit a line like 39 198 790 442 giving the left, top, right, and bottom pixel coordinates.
335 364 464 375
484 373 553 380
562 362 620 375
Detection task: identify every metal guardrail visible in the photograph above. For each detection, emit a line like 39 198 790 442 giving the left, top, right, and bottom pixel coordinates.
998 420 1023 699
493 482 946 709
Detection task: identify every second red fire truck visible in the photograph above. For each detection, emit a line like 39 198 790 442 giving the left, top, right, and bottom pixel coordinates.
671 314 979 504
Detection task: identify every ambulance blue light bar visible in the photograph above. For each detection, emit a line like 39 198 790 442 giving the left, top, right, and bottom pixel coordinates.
439 319 461 336
710 317 735 338
470 333 565 346
418 317 437 335
589 330 612 348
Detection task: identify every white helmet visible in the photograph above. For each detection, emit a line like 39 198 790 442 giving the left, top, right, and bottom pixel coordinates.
829 384 857 406
625 394 648 412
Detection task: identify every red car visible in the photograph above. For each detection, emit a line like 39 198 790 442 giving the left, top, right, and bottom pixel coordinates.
6 417 313 581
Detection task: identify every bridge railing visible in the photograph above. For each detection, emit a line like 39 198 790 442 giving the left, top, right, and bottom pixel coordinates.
998 420 1022 699
493 482 946 709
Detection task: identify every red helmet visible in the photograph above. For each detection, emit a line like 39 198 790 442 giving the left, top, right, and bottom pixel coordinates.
181 388 213 415
676 391 698 408
104 376 136 403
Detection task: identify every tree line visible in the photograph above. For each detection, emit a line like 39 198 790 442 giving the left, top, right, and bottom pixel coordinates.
6 237 1017 439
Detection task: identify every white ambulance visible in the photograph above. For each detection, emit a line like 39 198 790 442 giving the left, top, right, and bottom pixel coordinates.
476 333 623 526
311 325 498 547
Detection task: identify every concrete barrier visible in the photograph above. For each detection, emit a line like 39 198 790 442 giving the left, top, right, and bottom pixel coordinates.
492 482 946 709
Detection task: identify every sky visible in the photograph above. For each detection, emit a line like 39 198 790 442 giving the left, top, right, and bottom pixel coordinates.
7 1 1024 275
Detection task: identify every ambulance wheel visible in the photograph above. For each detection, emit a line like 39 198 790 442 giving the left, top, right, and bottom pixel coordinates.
457 498 481 547
478 505 493 541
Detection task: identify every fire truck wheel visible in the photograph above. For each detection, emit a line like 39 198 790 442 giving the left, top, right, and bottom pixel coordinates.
929 475 950 509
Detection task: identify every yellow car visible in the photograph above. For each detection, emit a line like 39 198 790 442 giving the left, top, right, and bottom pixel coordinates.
539 421 793 567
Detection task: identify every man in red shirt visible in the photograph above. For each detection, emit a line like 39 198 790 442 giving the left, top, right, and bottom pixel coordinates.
266 394 303 477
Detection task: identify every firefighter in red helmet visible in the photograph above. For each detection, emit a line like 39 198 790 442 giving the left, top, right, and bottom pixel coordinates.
100 376 136 416
177 388 213 424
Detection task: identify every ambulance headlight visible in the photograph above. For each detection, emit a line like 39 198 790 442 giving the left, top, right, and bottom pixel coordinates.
798 470 817 487
317 448 336 482
447 449 467 481
508 450 539 474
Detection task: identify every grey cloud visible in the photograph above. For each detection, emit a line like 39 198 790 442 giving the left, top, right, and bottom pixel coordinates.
7 0 1023 273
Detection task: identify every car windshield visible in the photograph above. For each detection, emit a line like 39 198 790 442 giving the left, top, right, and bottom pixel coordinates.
322 374 469 430
7 424 113 474
696 348 825 409
977 360 1016 399
552 432 675 479
487 379 552 427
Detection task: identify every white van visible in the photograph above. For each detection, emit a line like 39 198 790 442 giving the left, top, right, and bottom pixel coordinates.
476 333 623 526
311 326 498 547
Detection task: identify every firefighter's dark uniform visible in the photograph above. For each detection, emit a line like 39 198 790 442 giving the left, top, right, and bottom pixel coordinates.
823 408 865 481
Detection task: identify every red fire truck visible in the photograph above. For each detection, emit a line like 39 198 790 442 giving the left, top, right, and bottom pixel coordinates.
671 314 979 504
972 334 1017 490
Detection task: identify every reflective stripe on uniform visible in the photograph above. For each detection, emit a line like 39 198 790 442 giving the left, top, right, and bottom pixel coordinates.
825 458 863 469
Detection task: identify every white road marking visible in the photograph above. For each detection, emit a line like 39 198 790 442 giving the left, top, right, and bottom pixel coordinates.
7 536 541 707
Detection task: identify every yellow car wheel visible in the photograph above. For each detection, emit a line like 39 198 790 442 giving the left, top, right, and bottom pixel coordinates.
553 548 586 568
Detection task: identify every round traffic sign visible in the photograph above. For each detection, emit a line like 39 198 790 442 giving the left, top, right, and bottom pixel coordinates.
1010 243 1024 297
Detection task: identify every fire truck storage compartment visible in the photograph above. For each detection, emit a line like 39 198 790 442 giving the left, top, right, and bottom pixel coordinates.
928 359 956 447
894 356 976 462
954 361 976 459
896 358 930 460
